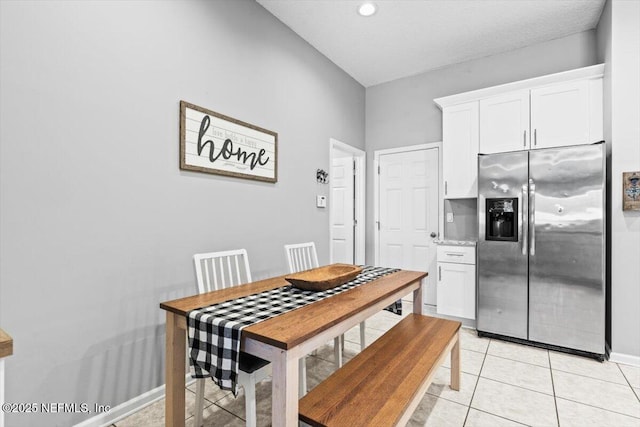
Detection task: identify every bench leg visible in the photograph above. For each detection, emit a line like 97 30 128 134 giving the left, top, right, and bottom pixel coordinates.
450 331 461 391
334 336 343 368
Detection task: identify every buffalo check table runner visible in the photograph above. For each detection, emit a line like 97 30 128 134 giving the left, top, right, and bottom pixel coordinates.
187 266 400 394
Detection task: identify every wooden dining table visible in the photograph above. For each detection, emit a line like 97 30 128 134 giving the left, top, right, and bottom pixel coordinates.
160 268 428 427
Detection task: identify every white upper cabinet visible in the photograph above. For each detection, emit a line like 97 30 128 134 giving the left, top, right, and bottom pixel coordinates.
479 90 530 154
436 64 604 200
530 79 602 149
480 79 603 153
442 101 478 199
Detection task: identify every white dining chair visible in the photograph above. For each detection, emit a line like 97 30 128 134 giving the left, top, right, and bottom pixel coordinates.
192 249 273 427
284 242 367 371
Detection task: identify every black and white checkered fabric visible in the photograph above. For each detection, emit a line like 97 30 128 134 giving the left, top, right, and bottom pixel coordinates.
187 266 399 394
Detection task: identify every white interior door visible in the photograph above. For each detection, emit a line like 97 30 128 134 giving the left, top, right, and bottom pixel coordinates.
378 148 439 305
331 156 354 264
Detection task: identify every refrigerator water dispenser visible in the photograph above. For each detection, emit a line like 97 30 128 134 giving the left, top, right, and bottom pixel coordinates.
485 198 518 242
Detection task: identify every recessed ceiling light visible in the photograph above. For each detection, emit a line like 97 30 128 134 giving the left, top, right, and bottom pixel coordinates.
358 2 377 17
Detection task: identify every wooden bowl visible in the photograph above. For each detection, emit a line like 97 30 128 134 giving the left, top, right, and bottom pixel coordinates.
285 264 363 291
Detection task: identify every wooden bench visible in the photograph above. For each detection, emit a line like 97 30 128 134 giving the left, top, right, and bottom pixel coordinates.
299 314 461 427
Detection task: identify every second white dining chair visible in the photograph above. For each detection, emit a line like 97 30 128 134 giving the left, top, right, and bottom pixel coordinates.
192 249 279 427
284 242 367 371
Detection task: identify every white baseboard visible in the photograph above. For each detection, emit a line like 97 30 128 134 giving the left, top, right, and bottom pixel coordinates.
73 376 195 427
609 351 640 367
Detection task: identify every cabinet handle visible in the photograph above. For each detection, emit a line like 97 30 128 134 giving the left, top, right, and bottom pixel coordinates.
523 130 527 147
444 181 448 196
438 266 442 281
534 129 537 146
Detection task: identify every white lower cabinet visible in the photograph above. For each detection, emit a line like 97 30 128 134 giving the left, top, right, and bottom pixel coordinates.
436 245 476 319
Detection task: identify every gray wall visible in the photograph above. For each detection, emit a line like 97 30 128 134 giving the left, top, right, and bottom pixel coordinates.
365 30 599 257
0 0 364 425
444 199 478 241
598 0 640 360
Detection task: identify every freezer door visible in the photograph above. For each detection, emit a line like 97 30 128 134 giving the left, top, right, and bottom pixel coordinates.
528 143 605 354
477 151 529 339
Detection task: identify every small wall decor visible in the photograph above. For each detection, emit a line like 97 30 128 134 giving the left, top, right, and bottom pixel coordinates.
623 171 640 211
180 101 277 183
316 169 328 184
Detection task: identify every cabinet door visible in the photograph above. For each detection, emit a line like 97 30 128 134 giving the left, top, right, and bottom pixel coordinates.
479 90 530 154
436 262 476 319
530 80 590 149
442 102 478 198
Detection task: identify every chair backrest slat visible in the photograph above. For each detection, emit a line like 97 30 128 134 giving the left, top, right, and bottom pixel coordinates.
234 255 241 286
284 242 319 273
193 249 252 294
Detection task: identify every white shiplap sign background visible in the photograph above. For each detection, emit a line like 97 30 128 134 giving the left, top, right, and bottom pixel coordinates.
180 101 278 182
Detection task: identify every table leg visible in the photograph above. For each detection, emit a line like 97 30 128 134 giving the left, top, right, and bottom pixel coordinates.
450 331 461 391
271 349 299 426
166 311 186 427
413 279 424 314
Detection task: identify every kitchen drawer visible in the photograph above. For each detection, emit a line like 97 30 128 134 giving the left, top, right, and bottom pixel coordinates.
437 245 476 265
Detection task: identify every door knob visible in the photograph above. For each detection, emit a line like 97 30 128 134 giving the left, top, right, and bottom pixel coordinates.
430 232 437 238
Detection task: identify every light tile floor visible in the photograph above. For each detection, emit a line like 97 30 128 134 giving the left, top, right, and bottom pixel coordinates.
116 304 640 426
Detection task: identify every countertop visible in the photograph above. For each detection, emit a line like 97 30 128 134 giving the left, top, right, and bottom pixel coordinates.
435 239 477 247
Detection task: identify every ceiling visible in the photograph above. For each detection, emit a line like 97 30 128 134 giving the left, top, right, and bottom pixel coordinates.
256 0 606 87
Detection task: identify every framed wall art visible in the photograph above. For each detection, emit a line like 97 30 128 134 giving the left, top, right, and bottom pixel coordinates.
180 101 278 183
623 171 640 211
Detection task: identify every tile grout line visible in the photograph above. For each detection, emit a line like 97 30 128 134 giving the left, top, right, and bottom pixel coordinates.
485 352 550 369
487 347 630 385
476 375 557 397
549 348 561 427
467 408 530 426
552 359 640 420
186 386 245 425
554 395 640 420
467 338 562 426
461 337 489 426
210 400 248 423
615 361 640 404
550 366 633 388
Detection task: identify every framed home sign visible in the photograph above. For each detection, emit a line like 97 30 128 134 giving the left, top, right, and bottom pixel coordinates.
180 101 278 183
623 171 640 211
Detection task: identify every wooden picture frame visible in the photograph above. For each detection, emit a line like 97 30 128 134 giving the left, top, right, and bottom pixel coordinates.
180 101 278 183
623 171 640 211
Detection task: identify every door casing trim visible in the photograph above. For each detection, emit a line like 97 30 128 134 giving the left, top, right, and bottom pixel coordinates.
329 138 366 265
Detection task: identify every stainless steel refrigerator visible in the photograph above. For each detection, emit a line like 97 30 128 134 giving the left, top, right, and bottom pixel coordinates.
477 142 608 359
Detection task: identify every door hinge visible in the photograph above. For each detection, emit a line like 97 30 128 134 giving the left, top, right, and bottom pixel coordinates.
377 165 381 175
376 221 380 230
353 160 357 175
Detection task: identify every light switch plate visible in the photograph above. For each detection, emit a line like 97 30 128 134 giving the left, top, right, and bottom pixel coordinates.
446 212 454 223
316 195 327 208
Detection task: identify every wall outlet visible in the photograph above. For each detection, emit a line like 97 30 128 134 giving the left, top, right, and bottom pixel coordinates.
446 212 454 223
316 195 327 208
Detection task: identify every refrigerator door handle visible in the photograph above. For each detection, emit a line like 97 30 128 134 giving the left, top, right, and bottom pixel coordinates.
521 184 528 255
530 179 536 256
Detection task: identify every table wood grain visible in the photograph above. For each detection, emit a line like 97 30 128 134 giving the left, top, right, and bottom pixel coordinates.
160 268 428 427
